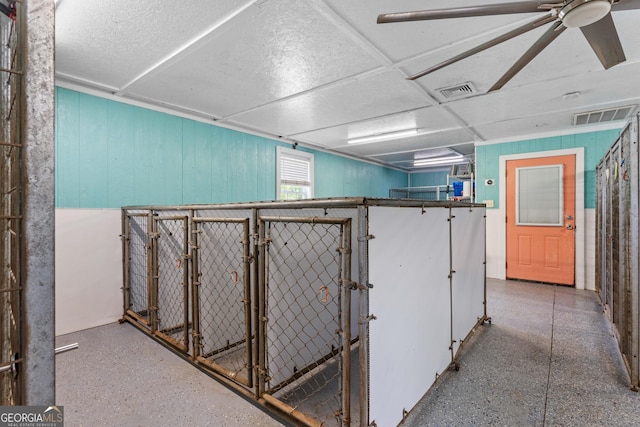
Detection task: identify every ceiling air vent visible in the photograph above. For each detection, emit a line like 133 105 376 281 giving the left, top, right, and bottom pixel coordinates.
437 82 477 100
573 105 636 126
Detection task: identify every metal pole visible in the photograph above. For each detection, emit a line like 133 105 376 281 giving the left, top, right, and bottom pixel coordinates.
21 0 56 405
261 393 323 427
182 217 190 349
149 212 158 332
483 207 488 320
54 343 78 355
341 220 352 427
242 218 253 388
121 197 485 212
257 215 267 397
251 208 260 396
191 218 201 358
357 205 369 427
122 211 131 316
628 115 640 390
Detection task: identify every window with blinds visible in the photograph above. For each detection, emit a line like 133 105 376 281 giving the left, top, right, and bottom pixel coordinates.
277 146 314 200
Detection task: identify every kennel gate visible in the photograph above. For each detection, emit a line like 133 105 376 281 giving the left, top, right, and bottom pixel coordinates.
122 199 487 426
259 216 352 426
191 217 253 387
154 215 190 352
123 213 191 351
596 114 640 390
123 213 152 328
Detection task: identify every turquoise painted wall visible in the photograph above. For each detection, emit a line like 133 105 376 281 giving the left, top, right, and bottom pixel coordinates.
410 169 449 187
55 88 407 208
475 130 621 209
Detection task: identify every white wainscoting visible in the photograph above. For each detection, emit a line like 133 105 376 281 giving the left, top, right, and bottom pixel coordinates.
55 209 122 336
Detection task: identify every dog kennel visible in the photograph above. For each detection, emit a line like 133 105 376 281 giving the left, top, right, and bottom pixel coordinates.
596 114 640 391
122 198 487 426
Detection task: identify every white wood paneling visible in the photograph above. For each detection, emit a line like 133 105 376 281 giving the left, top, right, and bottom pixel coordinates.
585 208 596 291
55 209 122 336
486 208 506 280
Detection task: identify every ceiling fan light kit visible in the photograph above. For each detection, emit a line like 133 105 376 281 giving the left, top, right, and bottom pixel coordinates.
559 0 611 27
378 0 638 91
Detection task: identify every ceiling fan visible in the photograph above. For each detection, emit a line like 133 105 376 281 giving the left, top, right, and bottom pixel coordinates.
377 0 640 91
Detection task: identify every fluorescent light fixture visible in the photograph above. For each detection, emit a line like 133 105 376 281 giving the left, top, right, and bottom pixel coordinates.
348 128 418 145
414 147 460 160
413 154 465 167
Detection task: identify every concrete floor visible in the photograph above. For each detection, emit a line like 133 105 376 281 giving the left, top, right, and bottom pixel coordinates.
404 278 639 426
56 278 639 426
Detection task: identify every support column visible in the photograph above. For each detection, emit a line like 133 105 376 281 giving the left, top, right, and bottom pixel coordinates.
21 0 55 405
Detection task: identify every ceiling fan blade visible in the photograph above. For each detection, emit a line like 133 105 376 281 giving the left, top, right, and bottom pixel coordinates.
581 13 626 69
408 13 556 80
611 0 640 11
489 21 566 92
377 2 550 24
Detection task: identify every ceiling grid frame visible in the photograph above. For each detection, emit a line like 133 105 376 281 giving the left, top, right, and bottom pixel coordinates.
54 0 640 170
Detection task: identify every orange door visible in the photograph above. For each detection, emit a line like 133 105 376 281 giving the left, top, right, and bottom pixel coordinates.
506 155 575 285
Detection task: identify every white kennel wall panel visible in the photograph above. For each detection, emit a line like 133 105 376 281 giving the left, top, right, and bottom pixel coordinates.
451 206 486 357
368 206 452 427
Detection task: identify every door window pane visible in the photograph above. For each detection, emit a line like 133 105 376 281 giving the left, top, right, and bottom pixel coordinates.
516 165 563 226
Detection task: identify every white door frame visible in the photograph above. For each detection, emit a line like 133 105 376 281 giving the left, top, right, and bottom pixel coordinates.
498 148 585 289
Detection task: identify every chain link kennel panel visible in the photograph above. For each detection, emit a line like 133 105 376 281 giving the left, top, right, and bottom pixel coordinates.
192 218 253 387
260 216 352 427
123 213 152 328
153 216 190 352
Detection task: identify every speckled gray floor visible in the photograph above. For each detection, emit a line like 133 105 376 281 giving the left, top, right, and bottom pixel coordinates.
402 278 639 427
55 323 288 427
56 279 639 426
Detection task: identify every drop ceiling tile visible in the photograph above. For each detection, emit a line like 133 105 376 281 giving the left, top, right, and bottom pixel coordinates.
335 128 476 157
123 0 384 117
445 62 640 137
401 23 552 95
55 0 250 89
402 9 640 96
226 69 431 137
54 1 640 171
368 143 474 163
293 106 462 148
325 0 539 62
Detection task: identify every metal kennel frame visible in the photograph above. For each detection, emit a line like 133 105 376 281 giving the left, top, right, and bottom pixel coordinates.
122 198 487 426
596 114 640 390
388 185 449 201
0 1 23 405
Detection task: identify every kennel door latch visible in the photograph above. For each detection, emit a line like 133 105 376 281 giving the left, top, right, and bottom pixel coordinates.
358 234 375 241
342 279 373 290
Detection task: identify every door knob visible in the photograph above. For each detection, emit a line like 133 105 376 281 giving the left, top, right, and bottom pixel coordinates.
566 224 574 230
